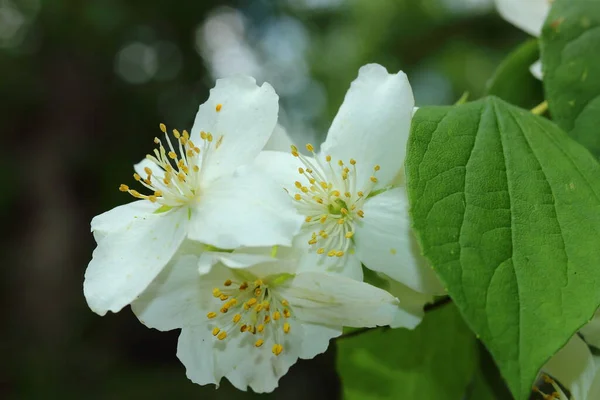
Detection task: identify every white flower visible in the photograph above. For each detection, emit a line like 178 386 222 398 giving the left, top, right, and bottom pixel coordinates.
84 76 304 316
494 0 551 80
254 64 444 298
581 311 600 350
537 334 600 400
132 244 400 393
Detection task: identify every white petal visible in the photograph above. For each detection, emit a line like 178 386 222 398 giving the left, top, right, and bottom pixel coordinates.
177 327 220 387
84 207 188 315
134 158 165 181
530 59 543 80
299 323 342 359
589 357 600 399
354 187 445 294
384 273 435 329
191 75 279 183
494 0 550 37
188 167 303 248
197 247 291 275
177 321 302 393
294 237 363 280
320 64 415 188
263 124 295 152
543 334 597 400
277 271 399 327
172 263 306 393
254 150 308 193
132 253 205 331
90 200 157 239
581 311 600 350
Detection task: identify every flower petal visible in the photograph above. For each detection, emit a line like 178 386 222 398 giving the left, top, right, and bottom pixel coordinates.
254 150 307 193
191 75 279 183
530 59 543 80
90 200 158 240
494 0 549 37
84 207 188 315
188 167 303 248
132 253 204 331
320 64 414 188
589 357 600 399
176 327 220 387
543 334 598 400
134 158 165 181
263 124 295 152
177 321 302 393
277 271 399 327
294 235 363 280
299 323 342 359
385 274 435 329
354 187 445 294
581 311 600 350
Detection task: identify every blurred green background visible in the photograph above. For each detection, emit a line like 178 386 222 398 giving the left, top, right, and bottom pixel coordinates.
0 0 531 398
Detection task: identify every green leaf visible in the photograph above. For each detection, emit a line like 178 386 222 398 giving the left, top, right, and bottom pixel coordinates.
406 97 600 399
466 344 512 400
486 39 544 109
336 304 477 400
541 0 600 158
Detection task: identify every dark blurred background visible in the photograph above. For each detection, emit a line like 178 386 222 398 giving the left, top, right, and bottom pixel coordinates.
1 0 528 398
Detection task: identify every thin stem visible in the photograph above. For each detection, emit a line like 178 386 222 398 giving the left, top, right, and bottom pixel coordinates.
531 100 548 116
335 296 452 341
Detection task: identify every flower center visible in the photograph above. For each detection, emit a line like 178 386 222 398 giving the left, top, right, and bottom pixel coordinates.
289 144 380 258
207 277 292 356
119 104 226 208
532 374 567 400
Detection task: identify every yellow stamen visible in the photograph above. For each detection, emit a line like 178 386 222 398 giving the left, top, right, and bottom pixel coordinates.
272 344 283 356
207 312 217 319
212 327 220 336
217 331 227 340
216 103 222 112
283 322 290 334
255 339 264 347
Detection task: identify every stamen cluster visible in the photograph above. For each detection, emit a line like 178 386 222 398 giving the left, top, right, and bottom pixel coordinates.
207 278 292 356
289 144 380 257
119 110 224 207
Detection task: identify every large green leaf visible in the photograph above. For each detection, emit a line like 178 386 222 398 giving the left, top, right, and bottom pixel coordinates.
541 0 600 158
486 39 544 110
466 344 512 400
406 97 600 399
336 304 477 400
